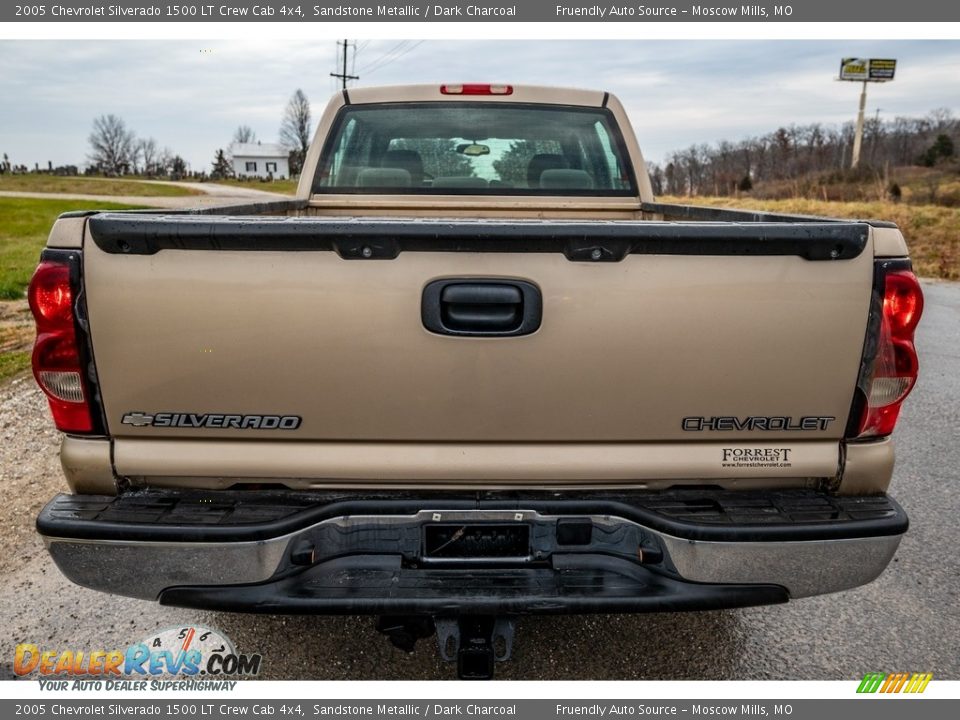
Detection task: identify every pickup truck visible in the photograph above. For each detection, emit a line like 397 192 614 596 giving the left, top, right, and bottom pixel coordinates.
31 84 923 679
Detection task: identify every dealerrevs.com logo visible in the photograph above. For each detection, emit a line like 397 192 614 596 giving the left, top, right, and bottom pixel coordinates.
15 625 262 690
721 448 792 469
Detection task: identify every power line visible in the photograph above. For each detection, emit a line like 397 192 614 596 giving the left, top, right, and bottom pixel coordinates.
368 41 425 74
361 40 425 77
355 41 408 73
356 40 412 74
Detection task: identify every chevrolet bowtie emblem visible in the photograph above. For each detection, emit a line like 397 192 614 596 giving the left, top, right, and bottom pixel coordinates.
121 412 155 427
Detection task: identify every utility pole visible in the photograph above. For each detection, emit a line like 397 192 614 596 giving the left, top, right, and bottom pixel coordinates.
869 107 884 167
851 80 867 169
330 39 358 90
839 58 896 170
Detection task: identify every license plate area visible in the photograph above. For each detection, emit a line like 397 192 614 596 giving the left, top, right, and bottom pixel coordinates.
423 523 530 559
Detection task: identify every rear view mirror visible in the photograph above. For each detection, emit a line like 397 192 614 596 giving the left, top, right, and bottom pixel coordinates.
457 143 491 157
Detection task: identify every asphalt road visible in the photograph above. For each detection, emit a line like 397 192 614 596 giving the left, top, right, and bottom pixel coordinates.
1 281 957 681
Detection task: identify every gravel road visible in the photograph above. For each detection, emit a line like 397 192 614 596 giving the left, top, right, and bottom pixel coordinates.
0 182 288 209
1 281 957 681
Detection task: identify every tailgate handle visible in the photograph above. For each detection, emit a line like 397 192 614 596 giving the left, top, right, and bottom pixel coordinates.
442 284 520 331
422 279 542 337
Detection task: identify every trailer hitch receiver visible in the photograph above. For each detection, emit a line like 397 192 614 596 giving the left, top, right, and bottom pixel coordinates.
435 616 516 680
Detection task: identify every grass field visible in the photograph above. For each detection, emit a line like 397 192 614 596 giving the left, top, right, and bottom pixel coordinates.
207 177 298 194
0 350 30 382
661 196 960 280
0 198 143 300
892 167 960 207
0 174 201 197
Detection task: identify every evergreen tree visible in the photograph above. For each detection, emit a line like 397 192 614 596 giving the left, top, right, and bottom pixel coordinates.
211 148 232 179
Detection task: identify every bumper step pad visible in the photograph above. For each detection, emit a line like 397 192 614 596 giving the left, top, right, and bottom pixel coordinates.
38 488 907 544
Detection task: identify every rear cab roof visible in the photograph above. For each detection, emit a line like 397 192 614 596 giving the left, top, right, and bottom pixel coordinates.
344 84 609 107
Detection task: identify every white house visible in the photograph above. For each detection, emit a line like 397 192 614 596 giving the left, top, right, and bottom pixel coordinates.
229 142 290 179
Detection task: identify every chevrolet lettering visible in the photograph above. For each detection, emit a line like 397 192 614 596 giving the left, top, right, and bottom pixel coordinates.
682 416 837 431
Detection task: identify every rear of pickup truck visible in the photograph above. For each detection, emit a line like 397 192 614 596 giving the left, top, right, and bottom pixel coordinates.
30 85 923 677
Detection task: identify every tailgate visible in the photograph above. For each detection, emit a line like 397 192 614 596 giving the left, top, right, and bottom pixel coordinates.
80 215 875 484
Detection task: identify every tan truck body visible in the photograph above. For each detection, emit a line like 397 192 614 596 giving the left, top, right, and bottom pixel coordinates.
31 85 921 675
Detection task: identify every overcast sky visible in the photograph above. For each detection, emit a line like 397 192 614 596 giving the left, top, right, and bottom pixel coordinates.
1 39 958 171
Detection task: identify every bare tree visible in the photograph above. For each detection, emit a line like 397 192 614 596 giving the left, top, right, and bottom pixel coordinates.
652 108 959 199
228 126 258 162
88 114 136 175
928 107 954 133
232 125 257 145
138 138 159 176
648 163 664 195
279 89 311 175
157 147 175 176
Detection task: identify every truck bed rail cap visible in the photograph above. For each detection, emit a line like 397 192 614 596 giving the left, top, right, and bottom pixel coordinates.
87 214 869 262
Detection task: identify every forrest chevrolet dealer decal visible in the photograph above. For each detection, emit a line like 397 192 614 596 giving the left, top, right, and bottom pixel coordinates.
721 448 792 469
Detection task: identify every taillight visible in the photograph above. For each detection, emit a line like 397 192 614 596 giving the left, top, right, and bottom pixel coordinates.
28 254 94 433
440 84 513 96
851 266 924 439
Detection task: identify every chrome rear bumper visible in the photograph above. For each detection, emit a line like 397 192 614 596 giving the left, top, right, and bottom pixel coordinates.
38 489 906 610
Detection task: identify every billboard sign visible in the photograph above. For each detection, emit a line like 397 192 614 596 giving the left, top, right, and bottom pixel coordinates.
868 58 897 80
840 58 897 81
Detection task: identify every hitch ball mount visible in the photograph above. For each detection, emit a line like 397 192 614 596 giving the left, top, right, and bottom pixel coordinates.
375 615 516 680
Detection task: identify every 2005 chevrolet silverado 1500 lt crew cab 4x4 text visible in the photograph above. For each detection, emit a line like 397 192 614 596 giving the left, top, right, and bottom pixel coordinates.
29 84 923 678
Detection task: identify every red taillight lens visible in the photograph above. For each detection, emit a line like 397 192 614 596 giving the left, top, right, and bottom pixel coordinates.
28 258 93 433
883 271 923 335
855 269 923 438
28 261 74 328
440 84 513 95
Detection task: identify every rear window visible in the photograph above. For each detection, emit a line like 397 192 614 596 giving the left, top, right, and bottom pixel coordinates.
312 103 637 196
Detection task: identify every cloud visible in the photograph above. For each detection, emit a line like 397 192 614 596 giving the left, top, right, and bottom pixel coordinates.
1 39 957 170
